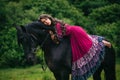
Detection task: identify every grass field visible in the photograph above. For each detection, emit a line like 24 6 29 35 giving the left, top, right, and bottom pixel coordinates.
0 58 120 80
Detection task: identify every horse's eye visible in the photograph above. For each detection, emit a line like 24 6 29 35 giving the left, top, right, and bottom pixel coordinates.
42 29 45 32
20 36 24 39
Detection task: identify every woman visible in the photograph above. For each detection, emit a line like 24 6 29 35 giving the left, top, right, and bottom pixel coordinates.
38 14 111 80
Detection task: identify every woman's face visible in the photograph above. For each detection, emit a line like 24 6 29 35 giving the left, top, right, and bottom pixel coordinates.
40 18 52 26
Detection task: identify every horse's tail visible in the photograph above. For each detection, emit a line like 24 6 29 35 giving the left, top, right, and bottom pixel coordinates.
104 45 116 80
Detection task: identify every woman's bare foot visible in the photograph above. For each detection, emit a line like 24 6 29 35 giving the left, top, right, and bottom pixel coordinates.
102 40 111 48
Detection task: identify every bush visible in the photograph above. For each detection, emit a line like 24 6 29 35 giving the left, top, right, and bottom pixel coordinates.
0 28 24 68
89 4 120 25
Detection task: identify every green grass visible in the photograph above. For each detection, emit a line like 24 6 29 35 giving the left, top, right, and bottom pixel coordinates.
0 65 55 80
0 59 120 80
116 58 120 80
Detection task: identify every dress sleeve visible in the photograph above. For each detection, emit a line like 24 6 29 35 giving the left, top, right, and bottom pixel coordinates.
64 24 73 36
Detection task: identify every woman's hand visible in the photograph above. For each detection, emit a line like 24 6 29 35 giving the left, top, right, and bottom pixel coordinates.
49 30 59 44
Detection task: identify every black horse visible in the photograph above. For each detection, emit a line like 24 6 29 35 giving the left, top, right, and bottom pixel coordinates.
16 21 116 80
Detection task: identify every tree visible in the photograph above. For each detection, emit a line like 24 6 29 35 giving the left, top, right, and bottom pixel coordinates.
89 4 120 25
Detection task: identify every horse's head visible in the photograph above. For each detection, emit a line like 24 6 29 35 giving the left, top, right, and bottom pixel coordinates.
16 21 54 65
16 25 40 65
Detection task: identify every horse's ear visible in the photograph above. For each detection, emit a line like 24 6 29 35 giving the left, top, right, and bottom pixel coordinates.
20 25 27 33
15 26 22 32
15 26 22 47
15 25 26 47
15 25 27 33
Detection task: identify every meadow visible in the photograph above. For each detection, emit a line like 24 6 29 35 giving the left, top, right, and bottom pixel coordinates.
0 58 120 80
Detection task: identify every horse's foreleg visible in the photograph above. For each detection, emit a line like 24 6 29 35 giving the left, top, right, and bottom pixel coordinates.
53 71 69 80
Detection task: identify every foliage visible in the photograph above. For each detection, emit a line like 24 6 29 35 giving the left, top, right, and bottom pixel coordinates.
94 22 120 55
0 27 24 68
89 4 120 25
89 4 120 56
69 0 108 16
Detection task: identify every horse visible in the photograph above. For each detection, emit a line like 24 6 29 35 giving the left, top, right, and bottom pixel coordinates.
16 21 116 80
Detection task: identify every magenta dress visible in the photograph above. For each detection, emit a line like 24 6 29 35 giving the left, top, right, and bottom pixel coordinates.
55 23 105 80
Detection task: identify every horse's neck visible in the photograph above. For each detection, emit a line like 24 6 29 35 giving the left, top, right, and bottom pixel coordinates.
42 37 71 56
42 37 72 70
41 40 56 52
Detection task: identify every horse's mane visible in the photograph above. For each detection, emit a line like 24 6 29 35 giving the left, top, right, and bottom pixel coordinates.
23 21 70 46
24 21 53 34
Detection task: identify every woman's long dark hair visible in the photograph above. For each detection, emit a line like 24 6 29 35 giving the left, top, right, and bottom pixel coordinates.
38 14 66 33
38 14 65 26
